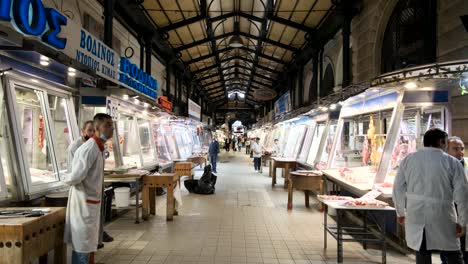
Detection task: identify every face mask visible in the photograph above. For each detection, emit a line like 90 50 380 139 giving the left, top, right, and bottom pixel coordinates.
100 135 108 142
83 135 90 141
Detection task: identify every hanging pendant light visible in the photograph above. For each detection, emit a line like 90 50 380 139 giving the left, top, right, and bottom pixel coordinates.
229 35 244 48
229 19 244 48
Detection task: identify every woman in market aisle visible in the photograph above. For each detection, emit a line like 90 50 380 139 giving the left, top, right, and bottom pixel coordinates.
441 136 468 264
64 114 114 264
251 137 263 172
393 128 468 264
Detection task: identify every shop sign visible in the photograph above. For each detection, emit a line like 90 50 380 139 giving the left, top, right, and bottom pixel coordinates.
188 99 201 121
0 0 159 100
158 96 172 112
119 58 158 99
106 97 119 121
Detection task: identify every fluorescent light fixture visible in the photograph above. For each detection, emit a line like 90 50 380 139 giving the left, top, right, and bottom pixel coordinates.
144 102 149 108
40 55 49 61
68 72 76 77
123 94 129 100
330 104 337 110
31 79 39 83
131 95 139 99
404 82 418 89
40 60 49 66
68 67 76 72
134 98 139 104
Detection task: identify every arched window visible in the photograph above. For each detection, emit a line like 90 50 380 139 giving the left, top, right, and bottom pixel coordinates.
321 64 335 97
381 0 436 73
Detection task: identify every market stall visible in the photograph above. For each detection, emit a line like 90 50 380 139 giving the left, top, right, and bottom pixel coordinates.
322 84 451 198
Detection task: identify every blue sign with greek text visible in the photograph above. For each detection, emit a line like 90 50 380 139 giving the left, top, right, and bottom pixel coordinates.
0 0 67 49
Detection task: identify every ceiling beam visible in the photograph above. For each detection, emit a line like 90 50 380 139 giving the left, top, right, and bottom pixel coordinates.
268 15 315 33
246 0 274 96
173 31 298 53
186 47 234 64
193 55 282 76
157 15 206 33
197 73 219 82
239 47 287 64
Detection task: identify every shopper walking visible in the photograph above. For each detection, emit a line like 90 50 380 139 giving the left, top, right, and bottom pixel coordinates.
237 137 242 152
245 138 251 154
64 114 114 264
251 137 263 172
441 136 468 264
208 138 220 173
393 128 468 264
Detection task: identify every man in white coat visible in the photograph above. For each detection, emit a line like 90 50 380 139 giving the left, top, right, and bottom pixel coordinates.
441 136 468 264
393 128 468 264
67 120 114 247
64 114 114 264
67 120 95 172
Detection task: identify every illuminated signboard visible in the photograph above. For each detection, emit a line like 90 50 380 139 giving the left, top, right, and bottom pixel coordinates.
0 0 158 99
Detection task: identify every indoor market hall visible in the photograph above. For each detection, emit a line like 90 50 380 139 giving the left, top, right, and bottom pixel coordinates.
95 151 419 264
0 0 467 264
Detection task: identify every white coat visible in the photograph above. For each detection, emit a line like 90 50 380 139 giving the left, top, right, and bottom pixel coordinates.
251 142 262 158
64 136 105 253
392 147 468 251
67 138 85 172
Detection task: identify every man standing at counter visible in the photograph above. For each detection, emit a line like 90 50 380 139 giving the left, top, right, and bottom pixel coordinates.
208 138 220 173
441 136 468 264
393 128 468 264
64 114 114 264
67 120 114 248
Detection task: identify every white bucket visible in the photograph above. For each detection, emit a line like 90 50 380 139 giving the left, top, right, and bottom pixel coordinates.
114 187 130 208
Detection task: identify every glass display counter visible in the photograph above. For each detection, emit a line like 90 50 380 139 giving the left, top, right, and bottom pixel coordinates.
322 88 450 196
0 72 79 200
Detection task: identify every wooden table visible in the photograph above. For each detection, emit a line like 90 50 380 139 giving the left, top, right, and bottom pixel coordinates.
288 170 324 210
104 171 148 224
142 173 179 221
0 207 66 264
188 155 207 168
271 158 297 189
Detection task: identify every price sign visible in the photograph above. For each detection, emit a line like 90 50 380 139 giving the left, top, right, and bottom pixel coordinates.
106 98 119 121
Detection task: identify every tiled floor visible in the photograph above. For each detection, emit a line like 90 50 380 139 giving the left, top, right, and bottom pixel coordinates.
95 151 420 264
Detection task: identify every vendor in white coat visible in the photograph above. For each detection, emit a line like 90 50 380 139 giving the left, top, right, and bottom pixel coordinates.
441 136 468 264
64 114 114 264
393 128 468 264
67 120 114 248
67 120 95 172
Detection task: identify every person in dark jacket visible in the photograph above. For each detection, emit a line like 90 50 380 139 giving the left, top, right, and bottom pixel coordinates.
208 138 220 173
184 165 217 195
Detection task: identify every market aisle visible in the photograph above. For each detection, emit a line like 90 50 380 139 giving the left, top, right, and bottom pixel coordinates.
95 151 418 264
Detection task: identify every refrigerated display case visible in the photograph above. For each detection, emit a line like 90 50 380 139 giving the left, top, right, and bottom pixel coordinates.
82 96 159 171
322 87 450 196
296 109 341 167
0 71 79 200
